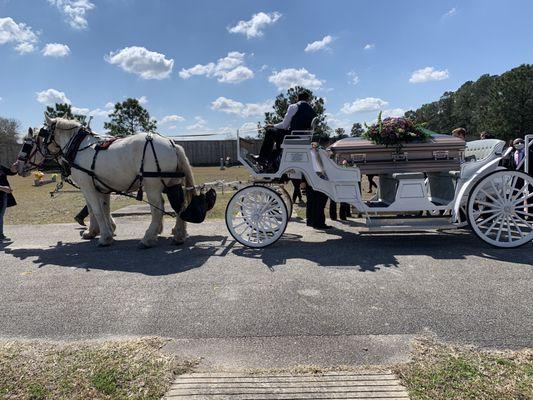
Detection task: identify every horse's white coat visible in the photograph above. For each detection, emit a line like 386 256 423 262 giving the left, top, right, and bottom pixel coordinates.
22 116 195 247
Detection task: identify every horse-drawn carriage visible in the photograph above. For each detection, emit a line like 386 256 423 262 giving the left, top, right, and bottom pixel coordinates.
226 125 533 249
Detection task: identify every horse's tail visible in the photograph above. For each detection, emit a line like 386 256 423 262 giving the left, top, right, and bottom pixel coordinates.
175 144 195 203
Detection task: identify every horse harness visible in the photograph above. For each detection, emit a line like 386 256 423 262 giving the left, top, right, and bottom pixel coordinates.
36 125 186 216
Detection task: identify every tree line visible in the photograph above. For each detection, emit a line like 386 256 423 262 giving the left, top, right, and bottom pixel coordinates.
404 64 533 141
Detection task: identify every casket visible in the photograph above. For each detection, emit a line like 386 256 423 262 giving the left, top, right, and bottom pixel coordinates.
329 135 465 174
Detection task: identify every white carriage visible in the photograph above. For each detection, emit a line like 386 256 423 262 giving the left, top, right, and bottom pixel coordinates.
225 125 533 249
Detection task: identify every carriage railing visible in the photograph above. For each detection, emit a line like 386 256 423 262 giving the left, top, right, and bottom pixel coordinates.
515 134 532 174
522 134 532 174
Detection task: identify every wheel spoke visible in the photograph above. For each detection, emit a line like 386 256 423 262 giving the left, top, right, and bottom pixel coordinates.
483 214 503 236
479 188 499 204
490 180 505 203
477 211 502 227
509 216 525 238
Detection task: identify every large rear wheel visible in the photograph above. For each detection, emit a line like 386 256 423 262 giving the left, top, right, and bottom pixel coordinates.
468 170 533 248
225 185 289 248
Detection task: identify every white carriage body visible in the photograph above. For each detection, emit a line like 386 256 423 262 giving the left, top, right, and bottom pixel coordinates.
229 130 533 248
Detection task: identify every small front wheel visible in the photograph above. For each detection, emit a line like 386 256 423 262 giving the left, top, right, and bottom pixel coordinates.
226 185 289 248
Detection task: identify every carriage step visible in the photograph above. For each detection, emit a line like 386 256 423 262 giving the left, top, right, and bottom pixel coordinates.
365 217 455 232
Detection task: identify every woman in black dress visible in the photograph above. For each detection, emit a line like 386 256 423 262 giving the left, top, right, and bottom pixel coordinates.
0 163 18 241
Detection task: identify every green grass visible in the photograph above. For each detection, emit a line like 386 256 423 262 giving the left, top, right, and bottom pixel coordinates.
5 166 251 225
395 339 533 400
0 338 195 400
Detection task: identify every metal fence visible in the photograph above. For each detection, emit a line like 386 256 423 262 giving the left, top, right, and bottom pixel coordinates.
0 139 261 167
173 139 261 166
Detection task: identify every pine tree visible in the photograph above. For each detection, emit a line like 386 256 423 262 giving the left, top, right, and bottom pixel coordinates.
104 98 157 137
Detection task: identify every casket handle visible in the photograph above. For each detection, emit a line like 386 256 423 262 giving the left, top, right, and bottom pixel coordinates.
433 150 450 160
351 153 367 163
392 153 408 162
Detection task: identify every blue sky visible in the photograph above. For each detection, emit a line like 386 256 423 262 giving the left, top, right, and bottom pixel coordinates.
1 0 532 139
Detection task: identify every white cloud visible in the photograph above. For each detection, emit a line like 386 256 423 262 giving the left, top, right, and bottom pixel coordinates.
211 97 272 118
305 35 333 52
347 71 359 85
340 97 388 114
137 95 148 105
179 51 254 84
161 115 185 124
88 108 109 117
36 88 71 105
0 17 39 54
42 43 70 57
240 122 259 132
382 108 407 118
268 68 324 90
186 116 207 131
105 102 114 109
409 67 449 83
228 11 281 38
47 0 95 29
71 106 90 114
105 46 174 80
363 43 375 50
443 7 457 17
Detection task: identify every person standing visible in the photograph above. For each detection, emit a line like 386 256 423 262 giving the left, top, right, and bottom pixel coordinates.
0 163 18 241
74 205 89 226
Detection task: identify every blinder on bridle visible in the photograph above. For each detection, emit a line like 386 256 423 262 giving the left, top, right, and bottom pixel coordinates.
17 123 57 172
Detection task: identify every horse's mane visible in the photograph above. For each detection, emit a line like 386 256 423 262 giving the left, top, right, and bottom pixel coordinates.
54 118 82 131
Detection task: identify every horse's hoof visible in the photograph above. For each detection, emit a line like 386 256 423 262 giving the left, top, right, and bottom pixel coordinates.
82 231 97 240
172 238 185 245
98 236 113 247
138 240 155 249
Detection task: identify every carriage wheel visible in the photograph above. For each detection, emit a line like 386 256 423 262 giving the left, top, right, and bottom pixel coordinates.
467 170 533 248
225 185 289 248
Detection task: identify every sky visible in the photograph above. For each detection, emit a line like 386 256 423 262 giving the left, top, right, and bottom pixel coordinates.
1 0 533 140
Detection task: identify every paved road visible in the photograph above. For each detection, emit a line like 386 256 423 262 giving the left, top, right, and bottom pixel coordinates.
1 218 531 368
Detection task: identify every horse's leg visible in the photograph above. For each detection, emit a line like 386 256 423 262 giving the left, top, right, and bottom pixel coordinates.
140 184 164 248
84 190 114 246
172 215 187 245
102 193 116 233
82 202 100 239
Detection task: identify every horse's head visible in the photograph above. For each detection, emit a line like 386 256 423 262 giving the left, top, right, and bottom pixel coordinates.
16 127 45 176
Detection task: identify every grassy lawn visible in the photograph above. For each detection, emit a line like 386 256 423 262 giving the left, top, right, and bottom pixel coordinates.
0 338 194 400
395 339 533 400
4 166 251 225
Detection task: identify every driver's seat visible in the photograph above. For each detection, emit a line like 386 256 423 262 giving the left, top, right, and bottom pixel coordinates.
290 117 320 136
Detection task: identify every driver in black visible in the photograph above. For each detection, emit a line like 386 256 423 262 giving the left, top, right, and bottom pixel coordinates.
253 91 317 171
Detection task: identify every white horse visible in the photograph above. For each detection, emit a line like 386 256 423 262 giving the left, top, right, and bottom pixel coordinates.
17 115 195 248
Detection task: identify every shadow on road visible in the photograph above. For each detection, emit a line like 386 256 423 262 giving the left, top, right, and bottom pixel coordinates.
4 225 531 274
4 235 229 276
232 227 533 272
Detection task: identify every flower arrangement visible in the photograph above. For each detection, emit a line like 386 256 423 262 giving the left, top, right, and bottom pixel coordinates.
363 112 430 148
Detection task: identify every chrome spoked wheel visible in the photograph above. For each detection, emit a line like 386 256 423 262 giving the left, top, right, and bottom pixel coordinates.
468 170 533 248
226 185 288 248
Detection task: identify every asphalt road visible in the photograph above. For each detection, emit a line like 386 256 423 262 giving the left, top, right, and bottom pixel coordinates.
1 217 532 368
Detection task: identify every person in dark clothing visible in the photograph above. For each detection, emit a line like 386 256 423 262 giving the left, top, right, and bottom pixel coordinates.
291 178 303 204
367 175 378 193
329 201 351 221
305 184 330 229
0 163 18 241
253 91 317 170
74 205 89 226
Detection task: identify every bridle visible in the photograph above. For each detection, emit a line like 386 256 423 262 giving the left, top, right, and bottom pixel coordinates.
17 123 62 173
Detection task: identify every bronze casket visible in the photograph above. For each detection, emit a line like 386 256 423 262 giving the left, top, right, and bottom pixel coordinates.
329 135 465 174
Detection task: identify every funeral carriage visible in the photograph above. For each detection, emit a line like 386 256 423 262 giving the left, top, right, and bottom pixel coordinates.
225 120 533 249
